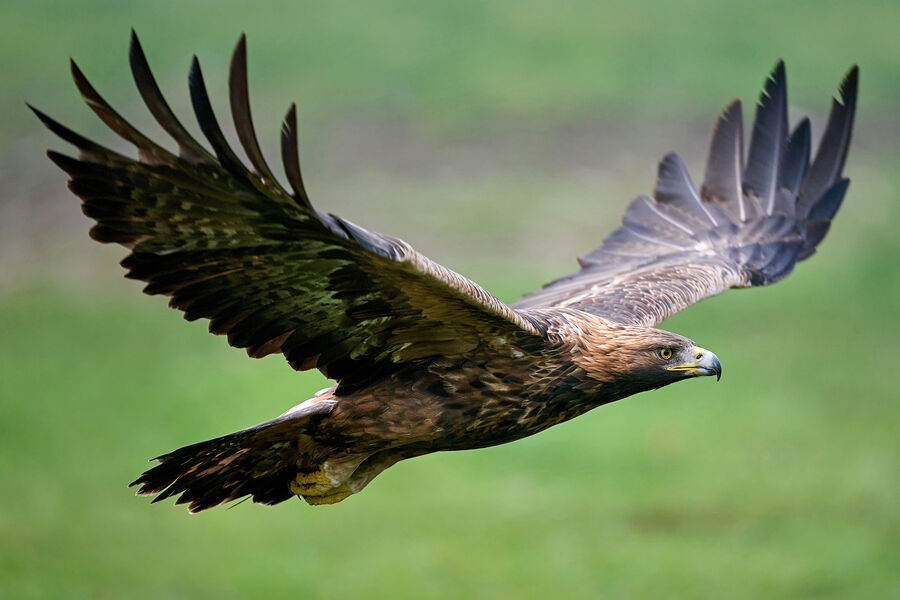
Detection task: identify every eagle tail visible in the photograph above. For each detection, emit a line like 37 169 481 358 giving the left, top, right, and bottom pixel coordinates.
130 399 335 513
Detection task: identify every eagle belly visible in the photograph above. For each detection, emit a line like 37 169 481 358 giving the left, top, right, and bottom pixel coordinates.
302 353 605 502
130 346 611 510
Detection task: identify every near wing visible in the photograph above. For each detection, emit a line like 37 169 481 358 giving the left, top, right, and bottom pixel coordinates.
35 33 545 393
514 62 858 327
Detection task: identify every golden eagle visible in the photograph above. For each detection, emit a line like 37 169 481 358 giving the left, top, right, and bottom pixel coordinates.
34 33 857 511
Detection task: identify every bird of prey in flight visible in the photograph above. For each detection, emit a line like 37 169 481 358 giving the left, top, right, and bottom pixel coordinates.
33 33 857 512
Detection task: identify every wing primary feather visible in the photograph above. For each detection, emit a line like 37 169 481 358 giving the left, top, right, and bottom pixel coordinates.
743 60 788 215
807 177 850 221
280 103 312 208
655 153 718 227
797 65 858 217
640 194 694 235
188 55 251 180
701 99 744 221
780 118 811 196
128 30 215 164
621 224 688 250
228 34 279 184
69 58 176 165
29 104 129 164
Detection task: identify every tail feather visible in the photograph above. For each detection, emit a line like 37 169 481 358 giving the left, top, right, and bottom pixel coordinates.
130 399 335 513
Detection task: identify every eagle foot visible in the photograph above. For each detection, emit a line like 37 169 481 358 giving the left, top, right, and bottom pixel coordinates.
290 466 353 504
290 467 334 494
301 486 352 505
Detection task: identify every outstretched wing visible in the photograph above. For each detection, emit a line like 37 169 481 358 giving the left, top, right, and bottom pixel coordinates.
36 33 546 392
514 62 858 327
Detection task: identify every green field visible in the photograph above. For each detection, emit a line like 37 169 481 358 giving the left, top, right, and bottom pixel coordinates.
2 1 899 598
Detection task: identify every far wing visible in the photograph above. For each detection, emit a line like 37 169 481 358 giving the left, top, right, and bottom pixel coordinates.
514 62 857 327
36 33 547 393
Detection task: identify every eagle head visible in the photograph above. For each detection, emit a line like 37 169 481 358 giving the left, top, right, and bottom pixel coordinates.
569 316 721 395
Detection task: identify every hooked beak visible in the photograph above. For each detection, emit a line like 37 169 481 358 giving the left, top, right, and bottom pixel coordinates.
667 346 722 381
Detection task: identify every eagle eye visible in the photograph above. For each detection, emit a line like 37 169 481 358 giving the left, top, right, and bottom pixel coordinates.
658 348 674 360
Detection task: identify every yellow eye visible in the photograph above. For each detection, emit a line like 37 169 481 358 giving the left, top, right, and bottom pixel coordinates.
658 348 674 360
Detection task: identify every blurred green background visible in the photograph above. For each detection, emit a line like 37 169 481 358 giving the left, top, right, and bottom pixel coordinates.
2 1 899 598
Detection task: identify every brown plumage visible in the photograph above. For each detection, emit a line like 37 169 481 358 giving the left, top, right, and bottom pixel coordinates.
34 33 858 512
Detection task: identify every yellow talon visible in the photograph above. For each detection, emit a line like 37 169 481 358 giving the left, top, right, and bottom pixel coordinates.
302 486 352 505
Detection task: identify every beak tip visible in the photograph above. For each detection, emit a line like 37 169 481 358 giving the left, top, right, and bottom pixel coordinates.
698 347 721 382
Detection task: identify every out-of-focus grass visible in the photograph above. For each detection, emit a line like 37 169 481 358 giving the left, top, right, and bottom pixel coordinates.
3 0 900 597
3 0 899 146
